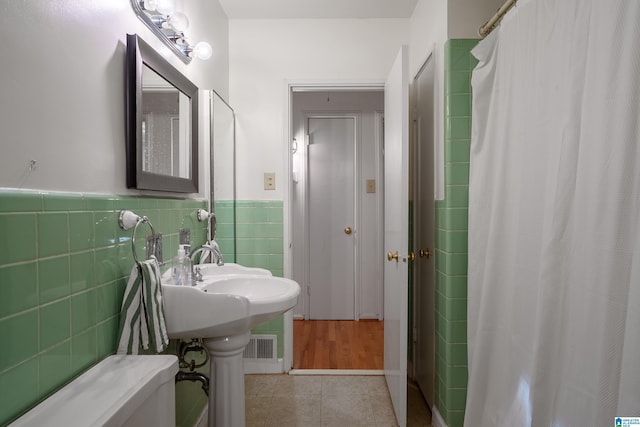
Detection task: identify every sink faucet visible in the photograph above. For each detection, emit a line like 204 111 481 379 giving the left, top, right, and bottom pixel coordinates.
194 266 203 282
190 242 224 266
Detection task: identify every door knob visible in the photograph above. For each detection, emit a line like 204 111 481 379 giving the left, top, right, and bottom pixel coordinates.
407 252 416 262
344 227 352 235
419 248 432 259
387 251 399 262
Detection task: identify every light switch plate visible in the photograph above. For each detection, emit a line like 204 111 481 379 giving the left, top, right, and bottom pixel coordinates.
366 179 376 193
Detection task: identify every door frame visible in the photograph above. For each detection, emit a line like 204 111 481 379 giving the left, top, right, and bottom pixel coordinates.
283 80 385 370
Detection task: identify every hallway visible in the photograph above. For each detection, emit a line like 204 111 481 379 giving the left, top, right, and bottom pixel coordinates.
293 320 384 370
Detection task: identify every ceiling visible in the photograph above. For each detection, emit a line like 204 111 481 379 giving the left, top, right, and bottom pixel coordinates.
218 0 420 19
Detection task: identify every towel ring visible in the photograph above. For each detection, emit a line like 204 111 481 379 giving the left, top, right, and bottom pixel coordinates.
119 210 157 266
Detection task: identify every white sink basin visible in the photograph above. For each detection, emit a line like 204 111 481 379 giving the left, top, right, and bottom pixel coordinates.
200 275 300 330
161 271 300 339
161 262 272 284
161 283 250 339
196 262 272 279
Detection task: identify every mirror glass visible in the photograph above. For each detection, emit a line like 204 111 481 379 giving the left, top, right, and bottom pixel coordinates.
210 91 236 260
126 34 199 193
141 66 191 179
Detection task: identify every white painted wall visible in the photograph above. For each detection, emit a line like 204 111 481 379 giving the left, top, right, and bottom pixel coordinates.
448 0 506 38
409 0 448 78
0 0 229 198
228 19 410 201
0 0 505 197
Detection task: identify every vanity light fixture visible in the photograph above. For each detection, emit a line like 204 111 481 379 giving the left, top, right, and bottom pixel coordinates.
132 0 213 63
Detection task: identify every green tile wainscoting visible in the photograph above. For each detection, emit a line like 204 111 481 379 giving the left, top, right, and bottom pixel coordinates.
234 201 285 358
235 201 284 277
211 200 286 359
213 200 236 263
433 38 478 427
0 190 208 426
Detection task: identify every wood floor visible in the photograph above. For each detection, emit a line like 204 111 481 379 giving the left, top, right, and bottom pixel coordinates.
293 319 384 370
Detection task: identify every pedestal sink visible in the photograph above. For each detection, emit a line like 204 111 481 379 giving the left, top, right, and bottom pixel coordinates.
161 265 300 427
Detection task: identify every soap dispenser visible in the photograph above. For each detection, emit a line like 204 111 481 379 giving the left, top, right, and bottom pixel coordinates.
172 245 192 286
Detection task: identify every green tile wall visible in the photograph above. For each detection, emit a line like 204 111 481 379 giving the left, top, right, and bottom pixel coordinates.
235 201 284 278
434 39 478 427
233 201 285 357
213 200 236 263
0 190 207 426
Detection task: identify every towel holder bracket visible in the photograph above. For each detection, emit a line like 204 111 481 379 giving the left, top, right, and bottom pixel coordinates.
119 210 159 266
119 209 143 230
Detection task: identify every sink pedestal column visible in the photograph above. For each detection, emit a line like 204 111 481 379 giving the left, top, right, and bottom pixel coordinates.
203 332 251 427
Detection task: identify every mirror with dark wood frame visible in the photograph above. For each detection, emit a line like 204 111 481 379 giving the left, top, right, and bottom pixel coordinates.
125 33 199 193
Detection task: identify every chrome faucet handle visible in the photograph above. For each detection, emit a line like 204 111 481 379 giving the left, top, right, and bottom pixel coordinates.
194 266 203 283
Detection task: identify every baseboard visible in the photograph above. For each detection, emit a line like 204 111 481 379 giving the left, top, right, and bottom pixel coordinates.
432 406 448 427
289 369 384 376
243 358 284 374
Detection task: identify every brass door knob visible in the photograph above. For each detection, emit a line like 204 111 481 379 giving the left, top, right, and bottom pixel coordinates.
419 248 432 259
344 227 352 235
407 252 416 261
387 251 399 262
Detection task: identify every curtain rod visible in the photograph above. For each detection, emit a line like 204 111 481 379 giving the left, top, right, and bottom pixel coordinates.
478 0 518 37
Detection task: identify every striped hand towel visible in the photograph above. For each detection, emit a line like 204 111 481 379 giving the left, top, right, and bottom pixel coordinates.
116 256 169 354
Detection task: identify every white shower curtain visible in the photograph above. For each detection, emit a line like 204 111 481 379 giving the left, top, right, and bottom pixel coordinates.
466 1 640 426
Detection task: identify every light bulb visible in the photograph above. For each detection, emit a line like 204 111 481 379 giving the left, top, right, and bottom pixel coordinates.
192 41 212 60
156 0 175 15
143 0 158 11
166 12 189 31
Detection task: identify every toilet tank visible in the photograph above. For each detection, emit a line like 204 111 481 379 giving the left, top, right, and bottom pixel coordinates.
10 355 178 427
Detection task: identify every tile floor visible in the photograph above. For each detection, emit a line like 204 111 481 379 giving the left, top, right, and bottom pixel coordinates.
244 374 432 427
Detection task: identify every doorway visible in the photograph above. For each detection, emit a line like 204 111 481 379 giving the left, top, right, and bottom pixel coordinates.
290 89 384 321
286 50 412 424
290 88 385 370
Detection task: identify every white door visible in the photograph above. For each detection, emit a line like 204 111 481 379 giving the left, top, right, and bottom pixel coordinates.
384 46 409 427
307 116 356 319
413 55 436 408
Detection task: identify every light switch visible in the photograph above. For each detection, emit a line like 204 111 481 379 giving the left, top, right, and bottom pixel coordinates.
366 179 376 193
264 172 276 190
